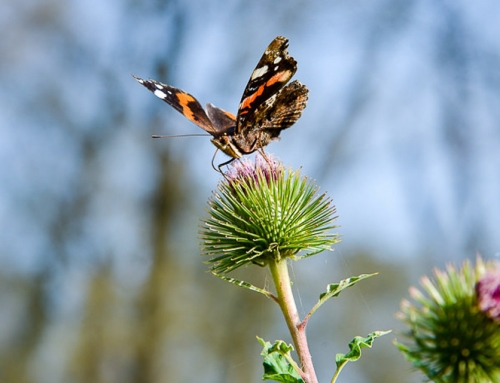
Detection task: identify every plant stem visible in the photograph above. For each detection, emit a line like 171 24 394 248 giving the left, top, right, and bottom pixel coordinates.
269 258 318 383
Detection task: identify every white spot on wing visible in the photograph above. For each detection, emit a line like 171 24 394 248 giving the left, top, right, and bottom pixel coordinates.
274 56 282 64
154 89 167 99
251 65 268 80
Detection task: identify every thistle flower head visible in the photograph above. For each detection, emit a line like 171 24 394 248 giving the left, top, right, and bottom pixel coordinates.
396 257 500 383
200 156 340 275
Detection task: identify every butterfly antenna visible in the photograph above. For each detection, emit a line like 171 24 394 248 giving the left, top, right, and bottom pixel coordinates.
152 133 210 138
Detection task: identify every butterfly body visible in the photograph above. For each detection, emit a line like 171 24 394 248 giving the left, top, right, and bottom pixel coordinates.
133 36 308 167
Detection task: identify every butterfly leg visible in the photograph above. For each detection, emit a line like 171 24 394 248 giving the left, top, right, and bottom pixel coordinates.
217 157 237 174
211 149 236 174
257 148 275 169
257 147 282 180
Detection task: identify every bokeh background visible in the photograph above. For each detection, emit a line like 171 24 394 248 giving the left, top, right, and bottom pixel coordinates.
2 1 500 382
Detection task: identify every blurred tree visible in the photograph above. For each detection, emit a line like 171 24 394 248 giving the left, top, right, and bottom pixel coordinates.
1 0 500 382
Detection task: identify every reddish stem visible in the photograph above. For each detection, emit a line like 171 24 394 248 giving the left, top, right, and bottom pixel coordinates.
269 259 318 383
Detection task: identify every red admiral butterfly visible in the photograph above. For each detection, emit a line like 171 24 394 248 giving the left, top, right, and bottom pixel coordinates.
133 36 308 171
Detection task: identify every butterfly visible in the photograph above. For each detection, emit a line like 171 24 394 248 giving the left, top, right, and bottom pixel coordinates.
133 36 308 172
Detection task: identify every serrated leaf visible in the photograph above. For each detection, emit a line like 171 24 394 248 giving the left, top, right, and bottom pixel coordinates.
214 274 276 300
306 273 378 320
335 331 391 364
320 273 377 301
258 337 305 383
331 331 391 382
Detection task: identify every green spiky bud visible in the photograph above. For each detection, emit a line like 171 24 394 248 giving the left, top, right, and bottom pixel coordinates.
396 257 500 383
200 156 340 275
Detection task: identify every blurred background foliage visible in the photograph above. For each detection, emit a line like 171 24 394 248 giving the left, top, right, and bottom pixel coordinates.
1 0 500 382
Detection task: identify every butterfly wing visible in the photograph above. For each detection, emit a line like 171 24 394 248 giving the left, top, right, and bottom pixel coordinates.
255 80 309 135
236 36 298 134
133 36 306 164
228 81 309 155
132 75 219 136
205 103 236 134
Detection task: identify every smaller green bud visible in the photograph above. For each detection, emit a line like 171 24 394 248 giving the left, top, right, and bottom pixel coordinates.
396 257 500 383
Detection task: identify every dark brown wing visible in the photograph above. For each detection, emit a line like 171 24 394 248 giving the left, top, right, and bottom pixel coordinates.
236 36 297 134
205 103 236 135
255 80 308 136
132 75 219 135
226 81 309 156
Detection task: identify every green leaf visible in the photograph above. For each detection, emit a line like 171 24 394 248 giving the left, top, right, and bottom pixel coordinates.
307 274 378 319
258 337 305 383
332 331 391 383
214 274 276 300
320 273 377 301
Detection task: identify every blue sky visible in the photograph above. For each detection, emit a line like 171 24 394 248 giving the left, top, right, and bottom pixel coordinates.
3 0 498 272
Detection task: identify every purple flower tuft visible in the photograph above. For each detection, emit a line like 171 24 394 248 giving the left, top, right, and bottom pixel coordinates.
476 268 500 322
225 155 284 185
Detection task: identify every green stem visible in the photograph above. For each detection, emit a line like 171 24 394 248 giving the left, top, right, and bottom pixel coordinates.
269 258 318 383
331 362 344 383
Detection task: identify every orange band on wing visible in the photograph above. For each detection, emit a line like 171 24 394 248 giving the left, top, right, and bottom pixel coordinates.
177 93 199 123
239 70 292 114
